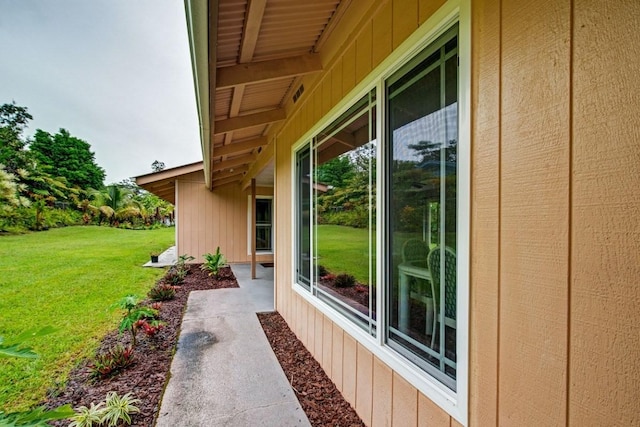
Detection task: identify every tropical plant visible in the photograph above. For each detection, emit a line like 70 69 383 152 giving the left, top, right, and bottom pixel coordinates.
114 295 158 347
201 247 227 278
89 345 135 379
68 402 105 427
101 392 140 427
148 284 176 302
176 254 195 275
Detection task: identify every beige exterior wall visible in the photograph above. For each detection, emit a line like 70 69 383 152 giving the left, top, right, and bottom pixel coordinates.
176 170 273 263
265 0 639 425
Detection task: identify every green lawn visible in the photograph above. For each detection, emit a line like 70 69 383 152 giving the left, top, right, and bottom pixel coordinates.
0 226 174 411
316 224 372 284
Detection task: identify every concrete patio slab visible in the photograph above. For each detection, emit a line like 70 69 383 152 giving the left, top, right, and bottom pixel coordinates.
156 263 308 426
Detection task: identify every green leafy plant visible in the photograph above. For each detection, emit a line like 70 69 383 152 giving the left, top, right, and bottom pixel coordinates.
0 404 75 426
201 247 227 278
0 326 56 359
68 402 105 427
334 273 356 288
176 254 195 275
89 345 135 379
101 391 140 427
148 284 176 301
114 295 158 347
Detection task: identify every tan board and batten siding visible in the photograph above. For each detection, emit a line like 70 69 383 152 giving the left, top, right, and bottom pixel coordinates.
175 170 273 263
264 0 640 425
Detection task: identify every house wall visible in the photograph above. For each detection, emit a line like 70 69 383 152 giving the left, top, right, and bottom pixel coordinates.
269 0 639 425
176 170 274 263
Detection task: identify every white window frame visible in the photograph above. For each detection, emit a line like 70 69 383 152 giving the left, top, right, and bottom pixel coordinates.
290 0 469 423
247 195 274 255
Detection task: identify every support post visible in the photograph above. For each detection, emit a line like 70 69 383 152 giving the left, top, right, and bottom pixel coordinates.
251 178 256 279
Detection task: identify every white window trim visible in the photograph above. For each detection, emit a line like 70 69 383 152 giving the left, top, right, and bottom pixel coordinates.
290 0 469 424
247 195 274 255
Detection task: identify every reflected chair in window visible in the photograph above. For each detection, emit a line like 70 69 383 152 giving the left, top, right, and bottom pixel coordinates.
427 246 456 354
398 239 433 334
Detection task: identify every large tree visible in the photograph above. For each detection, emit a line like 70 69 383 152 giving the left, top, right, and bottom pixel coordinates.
0 102 33 173
30 128 105 190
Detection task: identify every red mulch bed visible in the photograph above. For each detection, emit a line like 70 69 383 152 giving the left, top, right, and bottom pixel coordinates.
258 312 364 427
45 264 363 427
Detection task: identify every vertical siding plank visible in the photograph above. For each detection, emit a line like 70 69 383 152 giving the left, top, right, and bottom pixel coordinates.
355 21 373 84
342 42 356 97
371 2 392 68
314 310 324 360
342 333 357 404
418 393 450 426
331 61 343 108
500 0 570 424
322 316 333 377
306 302 315 352
392 0 419 49
331 324 344 392
321 77 332 120
371 357 392 427
418 0 446 25
469 0 501 424
355 344 373 425
392 373 417 427
571 2 640 425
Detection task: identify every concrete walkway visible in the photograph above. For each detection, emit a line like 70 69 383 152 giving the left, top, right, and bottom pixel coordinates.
143 246 177 268
156 263 310 427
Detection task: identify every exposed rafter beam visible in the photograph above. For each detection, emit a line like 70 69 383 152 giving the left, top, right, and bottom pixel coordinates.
216 54 322 89
214 109 286 134
240 0 266 63
212 174 243 188
215 137 267 156
213 165 249 181
212 153 256 172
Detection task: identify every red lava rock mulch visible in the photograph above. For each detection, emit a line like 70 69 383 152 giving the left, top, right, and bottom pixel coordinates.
258 312 365 427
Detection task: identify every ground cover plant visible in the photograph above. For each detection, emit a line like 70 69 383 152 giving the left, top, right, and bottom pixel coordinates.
0 225 174 411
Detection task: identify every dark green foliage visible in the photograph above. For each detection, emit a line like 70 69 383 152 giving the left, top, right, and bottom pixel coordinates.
30 128 105 190
317 265 329 277
334 273 356 288
0 101 33 174
89 345 134 379
148 284 176 302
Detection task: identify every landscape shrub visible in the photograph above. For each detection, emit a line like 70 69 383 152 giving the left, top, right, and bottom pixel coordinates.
148 284 176 302
334 273 356 288
88 345 134 379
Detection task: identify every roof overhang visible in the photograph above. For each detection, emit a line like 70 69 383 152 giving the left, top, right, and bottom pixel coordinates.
135 161 204 204
184 0 348 190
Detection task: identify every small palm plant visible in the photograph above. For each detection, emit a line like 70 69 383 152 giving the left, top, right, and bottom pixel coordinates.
201 247 227 278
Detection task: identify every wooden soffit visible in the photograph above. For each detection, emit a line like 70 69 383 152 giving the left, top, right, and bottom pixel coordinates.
186 0 346 190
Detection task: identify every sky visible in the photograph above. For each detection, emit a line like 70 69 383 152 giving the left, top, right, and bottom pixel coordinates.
0 0 202 184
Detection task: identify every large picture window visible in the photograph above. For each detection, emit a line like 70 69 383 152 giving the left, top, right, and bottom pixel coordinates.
294 21 463 396
295 91 377 334
386 26 458 390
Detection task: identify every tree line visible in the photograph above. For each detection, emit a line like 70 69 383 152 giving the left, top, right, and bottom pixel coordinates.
0 101 172 233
